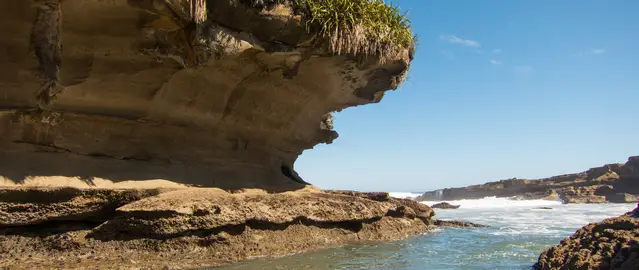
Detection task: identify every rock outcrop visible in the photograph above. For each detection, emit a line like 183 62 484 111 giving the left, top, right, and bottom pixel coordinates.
431 202 460 209
416 156 639 203
0 0 421 268
434 220 489 228
534 206 639 270
0 187 434 269
0 0 412 191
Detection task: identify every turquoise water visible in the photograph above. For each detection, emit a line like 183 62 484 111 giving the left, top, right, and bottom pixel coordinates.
215 198 634 270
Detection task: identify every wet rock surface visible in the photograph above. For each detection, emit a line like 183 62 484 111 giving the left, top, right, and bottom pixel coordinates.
416 156 639 204
431 202 460 209
0 188 433 269
534 206 639 270
434 220 489 228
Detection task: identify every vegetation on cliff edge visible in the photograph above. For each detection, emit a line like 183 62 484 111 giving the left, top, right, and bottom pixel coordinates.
291 0 415 60
185 0 415 60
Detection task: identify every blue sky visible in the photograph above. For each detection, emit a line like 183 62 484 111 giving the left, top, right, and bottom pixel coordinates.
295 0 639 192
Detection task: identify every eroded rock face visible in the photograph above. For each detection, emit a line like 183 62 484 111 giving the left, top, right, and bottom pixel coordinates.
0 1 421 268
0 187 166 226
0 188 433 269
0 0 410 191
415 156 639 203
534 207 639 270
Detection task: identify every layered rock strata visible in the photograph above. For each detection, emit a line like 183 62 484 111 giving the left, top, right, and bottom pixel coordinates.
0 0 422 268
0 188 434 269
0 0 411 191
416 156 639 203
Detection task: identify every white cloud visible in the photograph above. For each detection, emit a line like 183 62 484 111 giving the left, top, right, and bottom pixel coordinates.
440 35 481 47
493 48 502 54
490 59 502 65
590 48 606 55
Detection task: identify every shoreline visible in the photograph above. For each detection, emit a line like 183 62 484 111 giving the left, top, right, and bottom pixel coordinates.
1 186 635 269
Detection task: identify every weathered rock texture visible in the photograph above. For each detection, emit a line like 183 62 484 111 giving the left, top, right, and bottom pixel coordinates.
0 0 410 191
0 187 165 226
534 207 639 270
0 188 434 269
0 1 420 268
416 156 639 204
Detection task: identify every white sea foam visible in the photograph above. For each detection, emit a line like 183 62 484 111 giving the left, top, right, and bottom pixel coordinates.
387 193 633 238
431 201 635 237
419 196 562 209
388 192 422 199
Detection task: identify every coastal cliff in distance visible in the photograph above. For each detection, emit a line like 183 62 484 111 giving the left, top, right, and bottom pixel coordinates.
416 156 639 203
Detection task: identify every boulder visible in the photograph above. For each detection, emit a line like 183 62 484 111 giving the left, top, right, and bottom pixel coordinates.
535 205 639 270
434 220 489 228
431 202 461 209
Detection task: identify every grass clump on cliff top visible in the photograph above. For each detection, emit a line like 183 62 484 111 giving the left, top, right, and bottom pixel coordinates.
291 0 415 60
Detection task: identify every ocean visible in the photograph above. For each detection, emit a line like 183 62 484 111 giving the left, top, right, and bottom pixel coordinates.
214 193 635 270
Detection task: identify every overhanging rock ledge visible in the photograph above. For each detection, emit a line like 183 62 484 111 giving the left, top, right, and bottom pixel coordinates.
0 0 412 191
0 2 431 269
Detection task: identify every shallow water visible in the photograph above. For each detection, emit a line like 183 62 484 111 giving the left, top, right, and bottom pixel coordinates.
214 197 634 270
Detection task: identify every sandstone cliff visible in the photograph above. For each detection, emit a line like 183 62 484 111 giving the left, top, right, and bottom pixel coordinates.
0 0 413 191
0 1 425 268
416 156 639 203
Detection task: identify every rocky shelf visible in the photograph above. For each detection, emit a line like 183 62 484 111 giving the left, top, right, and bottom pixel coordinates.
0 187 434 269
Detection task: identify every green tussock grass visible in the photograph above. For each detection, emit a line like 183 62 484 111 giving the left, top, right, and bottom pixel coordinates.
290 0 415 61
